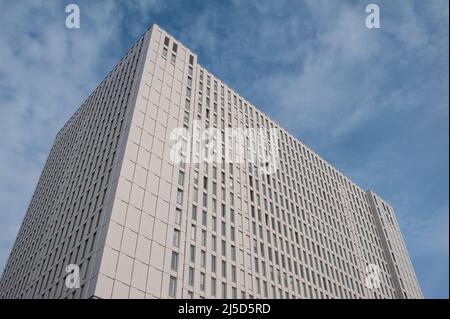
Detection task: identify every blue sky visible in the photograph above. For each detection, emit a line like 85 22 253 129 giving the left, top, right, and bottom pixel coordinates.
0 0 448 298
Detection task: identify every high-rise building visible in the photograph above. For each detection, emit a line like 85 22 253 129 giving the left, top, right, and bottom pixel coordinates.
0 24 422 299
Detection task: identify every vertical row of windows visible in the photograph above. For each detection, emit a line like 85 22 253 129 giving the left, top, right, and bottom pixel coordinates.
163 34 195 298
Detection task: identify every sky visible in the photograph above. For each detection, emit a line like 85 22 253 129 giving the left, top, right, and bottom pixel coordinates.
0 0 448 298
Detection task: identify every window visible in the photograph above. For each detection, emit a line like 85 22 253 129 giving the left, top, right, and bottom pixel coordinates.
211 255 216 273
188 267 194 286
192 205 197 221
171 251 179 271
193 187 198 202
232 287 237 298
221 221 226 237
175 208 182 225
201 230 207 246
190 244 196 263
211 277 216 296
222 260 227 278
200 272 206 291
202 211 207 226
176 189 183 204
173 229 180 247
212 182 217 195
221 203 226 217
232 266 236 283
169 276 177 297
193 171 199 184
200 250 206 268
212 235 217 251
231 245 236 262
164 36 170 46
212 199 217 214
221 240 226 257
178 171 185 185
191 225 196 240
203 193 208 207
162 47 168 58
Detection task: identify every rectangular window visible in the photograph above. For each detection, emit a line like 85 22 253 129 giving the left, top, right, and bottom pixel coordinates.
231 245 236 262
193 187 198 202
200 250 206 268
203 193 208 207
176 189 183 205
201 230 207 246
169 276 177 297
200 272 206 291
212 235 217 252
212 182 217 195
211 277 216 296
222 283 227 298
190 244 196 263
173 229 180 247
232 265 237 283
193 171 199 185
191 225 196 240
175 208 182 225
178 171 185 185
221 240 226 257
188 267 194 286
202 211 207 226
171 251 179 271
192 205 197 221
221 221 226 237
211 255 216 273
222 260 227 278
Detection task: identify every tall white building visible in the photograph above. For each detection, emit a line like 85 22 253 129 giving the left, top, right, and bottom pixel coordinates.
0 24 422 299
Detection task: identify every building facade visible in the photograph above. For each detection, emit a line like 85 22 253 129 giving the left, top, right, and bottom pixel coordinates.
0 24 422 299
